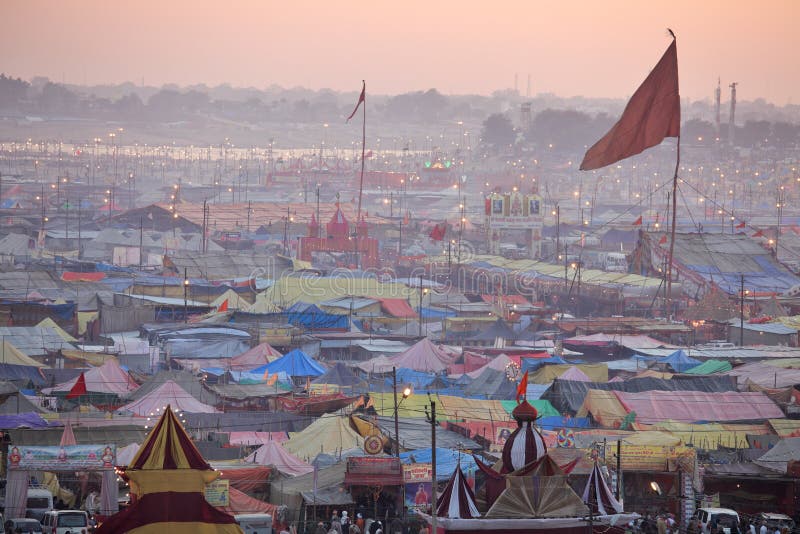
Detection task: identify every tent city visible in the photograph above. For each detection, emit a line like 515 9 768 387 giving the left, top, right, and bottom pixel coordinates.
0 2 799 533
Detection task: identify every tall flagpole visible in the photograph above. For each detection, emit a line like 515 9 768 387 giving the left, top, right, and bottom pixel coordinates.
355 80 366 270
665 133 680 321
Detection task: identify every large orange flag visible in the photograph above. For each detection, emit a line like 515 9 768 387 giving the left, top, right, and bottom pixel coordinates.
580 35 680 171
516 370 529 403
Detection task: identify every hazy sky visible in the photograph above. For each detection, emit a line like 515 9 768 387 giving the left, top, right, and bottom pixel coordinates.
2 0 798 104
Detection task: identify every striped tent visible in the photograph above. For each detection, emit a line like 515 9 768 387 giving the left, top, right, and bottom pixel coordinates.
96 406 242 534
501 400 547 473
581 461 623 515
436 464 480 519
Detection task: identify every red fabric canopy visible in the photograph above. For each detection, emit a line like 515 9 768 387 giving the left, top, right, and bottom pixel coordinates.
379 298 417 318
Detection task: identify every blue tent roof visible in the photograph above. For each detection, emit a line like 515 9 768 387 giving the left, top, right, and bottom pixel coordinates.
658 350 701 373
521 355 567 372
263 348 326 377
400 447 478 481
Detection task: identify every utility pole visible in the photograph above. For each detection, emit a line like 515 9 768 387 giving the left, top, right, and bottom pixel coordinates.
430 400 437 534
392 366 400 457
729 82 738 146
740 274 745 347
418 274 424 338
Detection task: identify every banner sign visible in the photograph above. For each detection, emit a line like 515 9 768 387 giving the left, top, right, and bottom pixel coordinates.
205 479 230 507
404 463 432 515
8 445 116 470
605 444 695 471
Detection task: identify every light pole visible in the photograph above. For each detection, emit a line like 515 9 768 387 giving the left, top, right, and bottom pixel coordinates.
392 366 412 457
183 268 189 324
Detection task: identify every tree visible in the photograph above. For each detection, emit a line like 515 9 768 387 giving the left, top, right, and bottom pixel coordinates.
481 113 516 149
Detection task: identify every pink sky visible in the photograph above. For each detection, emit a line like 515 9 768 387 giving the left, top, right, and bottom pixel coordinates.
2 0 798 104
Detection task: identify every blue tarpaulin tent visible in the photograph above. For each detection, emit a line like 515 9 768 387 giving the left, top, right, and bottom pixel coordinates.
521 355 567 372
658 350 701 373
285 302 348 330
260 349 326 377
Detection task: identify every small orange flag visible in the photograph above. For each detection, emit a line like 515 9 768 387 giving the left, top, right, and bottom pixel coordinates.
218 299 229 312
658 235 668 245
516 370 529 403
632 216 643 226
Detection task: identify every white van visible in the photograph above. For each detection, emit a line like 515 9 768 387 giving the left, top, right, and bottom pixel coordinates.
234 513 272 534
695 507 740 534
41 510 89 534
25 488 54 522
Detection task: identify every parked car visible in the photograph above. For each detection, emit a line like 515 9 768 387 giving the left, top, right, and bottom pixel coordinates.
756 513 795 533
41 510 89 534
5 518 44 534
694 507 740 534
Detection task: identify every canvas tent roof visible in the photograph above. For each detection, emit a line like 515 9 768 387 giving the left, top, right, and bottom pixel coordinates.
125 370 220 406
388 338 457 373
119 380 219 415
0 340 46 367
657 350 701 373
558 366 592 382
312 362 367 388
243 441 313 477
263 348 325 377
684 359 732 375
542 375 738 414
612 390 784 424
283 415 363 460
723 362 800 388
754 437 800 473
230 342 282 369
45 359 137 396
466 319 517 342
36 317 77 342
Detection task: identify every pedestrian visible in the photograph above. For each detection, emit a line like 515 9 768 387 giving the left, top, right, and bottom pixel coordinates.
341 511 350 529
657 514 667 534
349 523 361 534
314 522 327 534
355 513 365 533
760 521 768 534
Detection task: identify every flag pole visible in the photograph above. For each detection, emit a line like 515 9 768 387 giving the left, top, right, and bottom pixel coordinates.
665 133 680 320
355 80 366 270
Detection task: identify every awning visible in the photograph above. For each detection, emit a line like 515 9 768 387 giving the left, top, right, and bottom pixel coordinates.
344 456 404 487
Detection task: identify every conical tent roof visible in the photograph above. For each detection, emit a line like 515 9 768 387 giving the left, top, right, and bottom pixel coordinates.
230 342 282 370
96 407 242 534
466 319 517 342
244 441 313 477
264 348 325 377
312 362 366 388
559 366 592 382
389 338 455 372
436 464 480 519
46 359 137 395
210 289 251 311
658 350 701 373
582 461 624 515
120 380 219 416
683 287 738 322
125 370 219 406
283 415 363 460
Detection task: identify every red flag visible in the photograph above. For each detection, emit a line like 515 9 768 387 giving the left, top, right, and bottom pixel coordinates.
429 222 447 241
632 216 643 226
516 371 529 403
580 35 680 170
403 211 410 225
364 150 373 159
736 221 746 229
346 81 366 122
658 235 668 245
218 299 229 312
67 372 87 400
752 229 764 238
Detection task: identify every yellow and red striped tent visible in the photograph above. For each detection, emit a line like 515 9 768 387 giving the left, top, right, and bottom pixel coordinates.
96 406 243 534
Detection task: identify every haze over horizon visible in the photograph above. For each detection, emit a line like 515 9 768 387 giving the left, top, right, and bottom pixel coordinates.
2 0 798 105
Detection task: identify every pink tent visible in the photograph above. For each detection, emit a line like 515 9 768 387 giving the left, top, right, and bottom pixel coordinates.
457 353 514 380
559 366 592 382
230 343 282 370
45 359 139 396
613 390 784 424
119 380 219 416
243 441 313 477
387 338 457 372
59 423 77 446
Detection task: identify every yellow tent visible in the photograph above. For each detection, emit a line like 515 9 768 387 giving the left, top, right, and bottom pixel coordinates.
369 392 432 419
576 389 627 428
437 395 511 423
249 276 414 312
209 289 251 310
37 318 77 342
283 415 364 460
530 363 608 383
0 340 45 368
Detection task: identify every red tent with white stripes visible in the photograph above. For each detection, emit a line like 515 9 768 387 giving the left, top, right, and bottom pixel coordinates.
436 464 480 519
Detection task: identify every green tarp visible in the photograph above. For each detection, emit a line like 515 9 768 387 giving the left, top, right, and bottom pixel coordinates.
500 399 560 418
684 359 732 375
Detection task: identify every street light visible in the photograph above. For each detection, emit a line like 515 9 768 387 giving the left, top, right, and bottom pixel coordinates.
392 366 412 457
183 268 189 324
